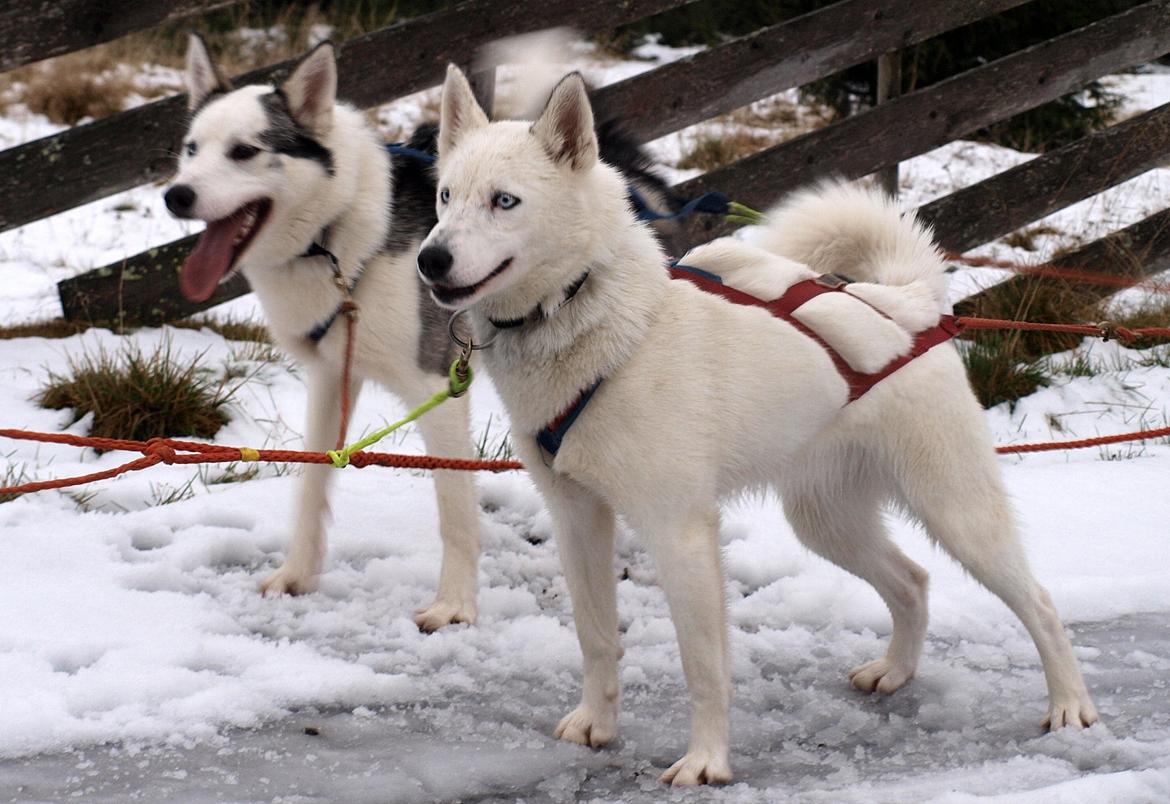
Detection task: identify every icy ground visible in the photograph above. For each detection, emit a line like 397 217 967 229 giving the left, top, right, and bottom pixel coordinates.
2 42 1170 803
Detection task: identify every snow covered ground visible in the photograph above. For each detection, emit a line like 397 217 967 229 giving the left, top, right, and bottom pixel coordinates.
2 41 1170 803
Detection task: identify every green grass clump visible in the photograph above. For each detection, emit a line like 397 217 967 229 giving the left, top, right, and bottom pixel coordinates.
38 340 236 442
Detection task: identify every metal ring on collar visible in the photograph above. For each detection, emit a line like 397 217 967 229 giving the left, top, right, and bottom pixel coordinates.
448 309 498 351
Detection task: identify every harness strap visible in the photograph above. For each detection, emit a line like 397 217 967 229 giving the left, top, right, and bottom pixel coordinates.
670 264 962 401
301 232 365 345
538 263 964 456
536 379 604 456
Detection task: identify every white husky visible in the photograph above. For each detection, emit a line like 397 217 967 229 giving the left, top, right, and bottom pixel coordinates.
419 65 1099 785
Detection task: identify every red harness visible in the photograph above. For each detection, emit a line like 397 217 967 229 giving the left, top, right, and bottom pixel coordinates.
535 264 963 455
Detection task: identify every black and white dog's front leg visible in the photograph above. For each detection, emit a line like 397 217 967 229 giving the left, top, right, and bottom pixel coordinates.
411 393 481 631
262 361 362 596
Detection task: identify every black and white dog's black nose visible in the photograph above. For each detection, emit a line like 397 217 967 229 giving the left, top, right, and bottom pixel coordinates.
164 184 197 218
417 245 454 282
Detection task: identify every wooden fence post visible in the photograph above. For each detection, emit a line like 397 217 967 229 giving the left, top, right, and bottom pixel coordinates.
876 49 901 197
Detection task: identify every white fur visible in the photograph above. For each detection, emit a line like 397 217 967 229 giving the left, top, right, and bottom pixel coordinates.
424 69 1099 786
168 41 481 631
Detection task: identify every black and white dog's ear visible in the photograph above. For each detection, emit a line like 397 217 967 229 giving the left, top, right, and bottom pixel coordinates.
439 64 489 158
185 32 231 111
282 41 337 135
531 72 597 172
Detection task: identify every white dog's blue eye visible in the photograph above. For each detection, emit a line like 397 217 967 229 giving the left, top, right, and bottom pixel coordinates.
440 188 450 204
493 192 519 210
185 141 197 157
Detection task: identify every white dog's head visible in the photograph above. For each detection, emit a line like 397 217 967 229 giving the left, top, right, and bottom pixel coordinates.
418 64 605 316
164 34 338 302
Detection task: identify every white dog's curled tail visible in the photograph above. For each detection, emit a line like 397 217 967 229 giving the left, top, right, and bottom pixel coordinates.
754 181 949 311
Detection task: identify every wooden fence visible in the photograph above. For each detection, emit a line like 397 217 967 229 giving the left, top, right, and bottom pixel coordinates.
1 0 1168 329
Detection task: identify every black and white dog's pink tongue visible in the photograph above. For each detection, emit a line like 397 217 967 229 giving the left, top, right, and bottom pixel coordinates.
179 214 246 302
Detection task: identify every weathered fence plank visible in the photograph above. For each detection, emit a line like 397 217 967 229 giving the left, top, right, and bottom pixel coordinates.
675 0 1170 249
0 0 242 72
591 0 1032 145
58 234 249 327
920 101 1170 252
0 0 693 234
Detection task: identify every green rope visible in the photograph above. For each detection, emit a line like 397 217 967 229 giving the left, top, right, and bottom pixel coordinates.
327 358 473 468
724 201 767 227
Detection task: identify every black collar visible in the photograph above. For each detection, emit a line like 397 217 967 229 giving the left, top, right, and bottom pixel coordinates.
301 226 366 344
488 270 590 330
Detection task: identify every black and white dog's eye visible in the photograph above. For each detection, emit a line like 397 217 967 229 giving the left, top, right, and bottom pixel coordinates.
492 192 520 210
439 187 450 204
184 141 198 157
228 143 260 161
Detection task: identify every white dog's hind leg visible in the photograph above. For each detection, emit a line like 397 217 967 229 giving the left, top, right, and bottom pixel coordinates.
262 364 361 596
781 471 928 694
636 507 733 786
412 395 481 631
539 475 621 748
889 377 1098 730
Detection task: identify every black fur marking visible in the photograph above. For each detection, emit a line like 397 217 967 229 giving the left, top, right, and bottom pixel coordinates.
258 90 335 175
386 123 440 254
391 124 456 375
596 120 681 213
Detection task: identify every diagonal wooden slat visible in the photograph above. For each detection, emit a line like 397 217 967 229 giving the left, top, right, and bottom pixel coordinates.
591 0 1033 145
0 0 242 72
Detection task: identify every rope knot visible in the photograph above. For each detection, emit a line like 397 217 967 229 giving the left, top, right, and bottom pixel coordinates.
1096 320 1137 344
338 300 358 320
144 438 177 464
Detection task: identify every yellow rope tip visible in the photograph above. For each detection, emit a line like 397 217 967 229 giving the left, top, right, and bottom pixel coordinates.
448 358 473 397
239 447 261 462
327 449 350 469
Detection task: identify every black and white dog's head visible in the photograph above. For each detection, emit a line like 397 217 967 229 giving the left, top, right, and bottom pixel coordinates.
165 34 338 302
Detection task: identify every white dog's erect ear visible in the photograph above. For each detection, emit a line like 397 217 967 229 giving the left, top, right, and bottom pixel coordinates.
439 64 489 158
282 41 337 135
185 32 231 111
531 72 597 171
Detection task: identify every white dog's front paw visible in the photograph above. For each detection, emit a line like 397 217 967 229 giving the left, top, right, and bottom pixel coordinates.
260 564 319 596
849 658 914 694
554 705 616 748
413 598 476 633
659 749 733 786
1043 695 1099 731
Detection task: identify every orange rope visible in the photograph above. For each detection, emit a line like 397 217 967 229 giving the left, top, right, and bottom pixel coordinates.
944 251 1170 294
996 425 1170 454
0 429 522 495
955 316 1170 345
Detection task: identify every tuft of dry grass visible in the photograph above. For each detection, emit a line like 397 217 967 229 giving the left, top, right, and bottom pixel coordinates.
960 335 1050 409
171 316 270 343
1002 224 1062 252
38 340 237 442
0 319 95 340
1 463 30 503
2 49 138 125
679 132 774 172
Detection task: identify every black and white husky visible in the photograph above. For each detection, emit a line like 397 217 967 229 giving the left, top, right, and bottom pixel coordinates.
164 36 680 630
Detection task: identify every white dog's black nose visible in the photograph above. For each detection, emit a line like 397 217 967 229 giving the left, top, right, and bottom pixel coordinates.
164 184 197 218
417 245 453 282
